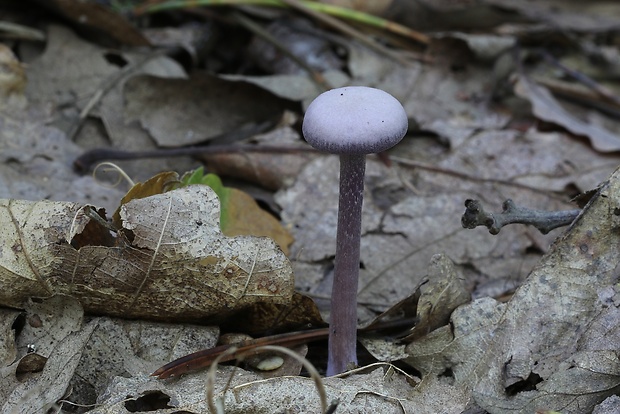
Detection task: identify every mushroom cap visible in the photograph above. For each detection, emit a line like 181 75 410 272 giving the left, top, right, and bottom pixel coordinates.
302 86 408 155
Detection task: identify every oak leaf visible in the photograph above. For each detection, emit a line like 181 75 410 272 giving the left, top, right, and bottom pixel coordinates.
0 186 294 322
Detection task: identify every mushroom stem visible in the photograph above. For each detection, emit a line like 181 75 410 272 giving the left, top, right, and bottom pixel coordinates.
327 153 365 376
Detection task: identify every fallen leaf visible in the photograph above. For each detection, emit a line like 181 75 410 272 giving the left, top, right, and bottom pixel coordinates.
15 295 83 360
276 155 543 322
402 253 471 342
515 75 620 152
222 292 326 336
73 316 219 402
178 169 294 255
41 0 150 46
219 71 349 105
93 365 432 413
246 19 343 75
201 123 317 191
218 184 294 256
1 296 95 413
115 169 293 255
112 171 179 228
0 186 294 322
25 24 193 182
407 165 620 413
123 73 288 147
0 99 125 212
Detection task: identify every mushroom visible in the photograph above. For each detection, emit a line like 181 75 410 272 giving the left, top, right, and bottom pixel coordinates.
302 86 408 375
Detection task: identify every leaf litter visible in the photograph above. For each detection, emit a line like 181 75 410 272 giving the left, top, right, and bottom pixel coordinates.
2 0 620 412
0 185 294 321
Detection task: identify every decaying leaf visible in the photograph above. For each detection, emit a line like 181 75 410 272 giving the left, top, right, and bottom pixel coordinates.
360 254 470 365
405 165 620 413
111 171 179 228
1 295 222 410
199 173 294 256
72 316 219 402
403 253 471 342
92 364 425 413
117 170 293 255
24 24 194 182
123 73 288 147
221 291 326 336
515 75 620 152
15 295 83 362
0 186 294 322
1 296 95 413
200 123 318 191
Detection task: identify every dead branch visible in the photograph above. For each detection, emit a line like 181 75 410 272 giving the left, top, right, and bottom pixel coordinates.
461 199 581 235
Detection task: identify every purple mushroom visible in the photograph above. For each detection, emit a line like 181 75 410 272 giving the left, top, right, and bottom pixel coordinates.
302 86 408 375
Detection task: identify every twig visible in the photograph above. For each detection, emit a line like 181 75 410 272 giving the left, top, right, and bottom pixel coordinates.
152 328 330 379
151 317 416 379
73 144 318 172
461 199 581 235
390 156 561 196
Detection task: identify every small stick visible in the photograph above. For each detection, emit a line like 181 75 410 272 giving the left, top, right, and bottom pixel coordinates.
152 328 330 379
461 199 581 235
390 156 562 196
152 316 417 379
73 144 318 172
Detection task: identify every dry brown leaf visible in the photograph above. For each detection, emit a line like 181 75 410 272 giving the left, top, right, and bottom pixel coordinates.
222 292 326 336
24 24 195 182
123 73 288 147
276 155 540 322
0 98 125 212
115 170 293 255
359 255 468 363
407 165 620 413
41 0 150 46
15 296 83 361
1 296 94 412
219 71 349 105
93 365 429 413
72 317 219 402
0 186 294 322
111 171 179 228
201 125 317 191
515 75 620 152
224 187 294 256
403 253 470 342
